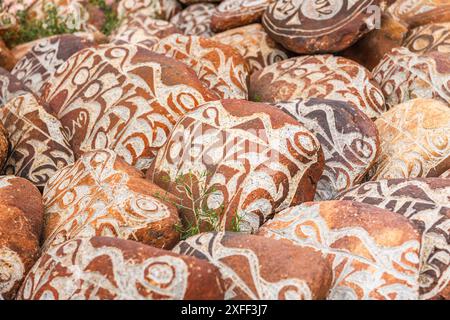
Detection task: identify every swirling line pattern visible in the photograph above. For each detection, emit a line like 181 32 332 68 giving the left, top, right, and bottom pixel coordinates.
370 99 450 180
404 22 450 54
110 15 180 48
211 0 272 32
213 23 289 74
152 34 249 99
42 149 180 250
250 55 386 119
274 98 380 201
41 43 218 171
387 0 450 24
338 178 450 300
11 35 92 95
117 0 181 21
0 68 30 106
0 93 74 190
262 0 378 53
373 47 450 107
147 100 324 233
173 232 332 300
258 201 421 300
17 236 225 300
170 3 216 38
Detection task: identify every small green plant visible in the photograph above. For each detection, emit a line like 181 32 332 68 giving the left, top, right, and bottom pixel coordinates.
89 0 120 36
2 4 79 47
154 170 244 240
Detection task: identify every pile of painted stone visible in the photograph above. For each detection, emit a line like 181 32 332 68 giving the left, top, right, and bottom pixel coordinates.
0 0 448 301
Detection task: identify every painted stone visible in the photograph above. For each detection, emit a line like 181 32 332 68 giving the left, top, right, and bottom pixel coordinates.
146 99 324 233
0 175 44 300
258 201 421 300
250 55 386 119
0 122 7 169
173 232 332 300
387 0 450 27
110 15 181 48
42 149 180 250
370 99 449 180
262 0 382 54
0 67 30 107
41 44 218 171
0 38 15 71
441 169 450 178
373 47 450 107
17 236 226 300
180 0 221 3
274 98 380 201
152 34 249 99
116 0 181 21
11 35 93 95
341 13 409 71
403 22 450 55
213 23 290 74
338 178 450 300
211 0 272 33
0 93 74 190
170 3 216 38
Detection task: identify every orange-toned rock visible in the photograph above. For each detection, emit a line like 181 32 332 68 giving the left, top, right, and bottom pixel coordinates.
338 178 450 300
17 236 226 300
211 0 272 33
274 98 380 201
0 38 16 71
403 22 450 54
370 99 449 180
173 232 332 300
42 149 181 250
341 13 409 70
152 34 249 99
170 3 216 37
373 47 450 107
258 201 422 300
387 0 450 27
147 99 324 233
0 175 44 300
213 23 290 74
11 35 93 95
0 93 74 190
250 55 386 119
41 43 218 171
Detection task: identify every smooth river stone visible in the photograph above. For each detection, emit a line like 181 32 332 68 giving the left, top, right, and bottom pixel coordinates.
146 99 324 234
152 34 249 99
11 34 93 95
0 93 74 190
249 55 386 119
373 47 450 107
42 149 181 251
116 0 181 21
262 0 382 54
403 22 450 54
0 176 43 300
213 23 290 74
441 169 450 178
173 232 332 300
17 236 226 300
387 0 450 27
370 99 449 180
258 201 422 300
274 98 380 201
0 38 15 71
170 3 217 38
338 178 450 300
40 43 218 171
110 15 181 48
211 0 272 33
